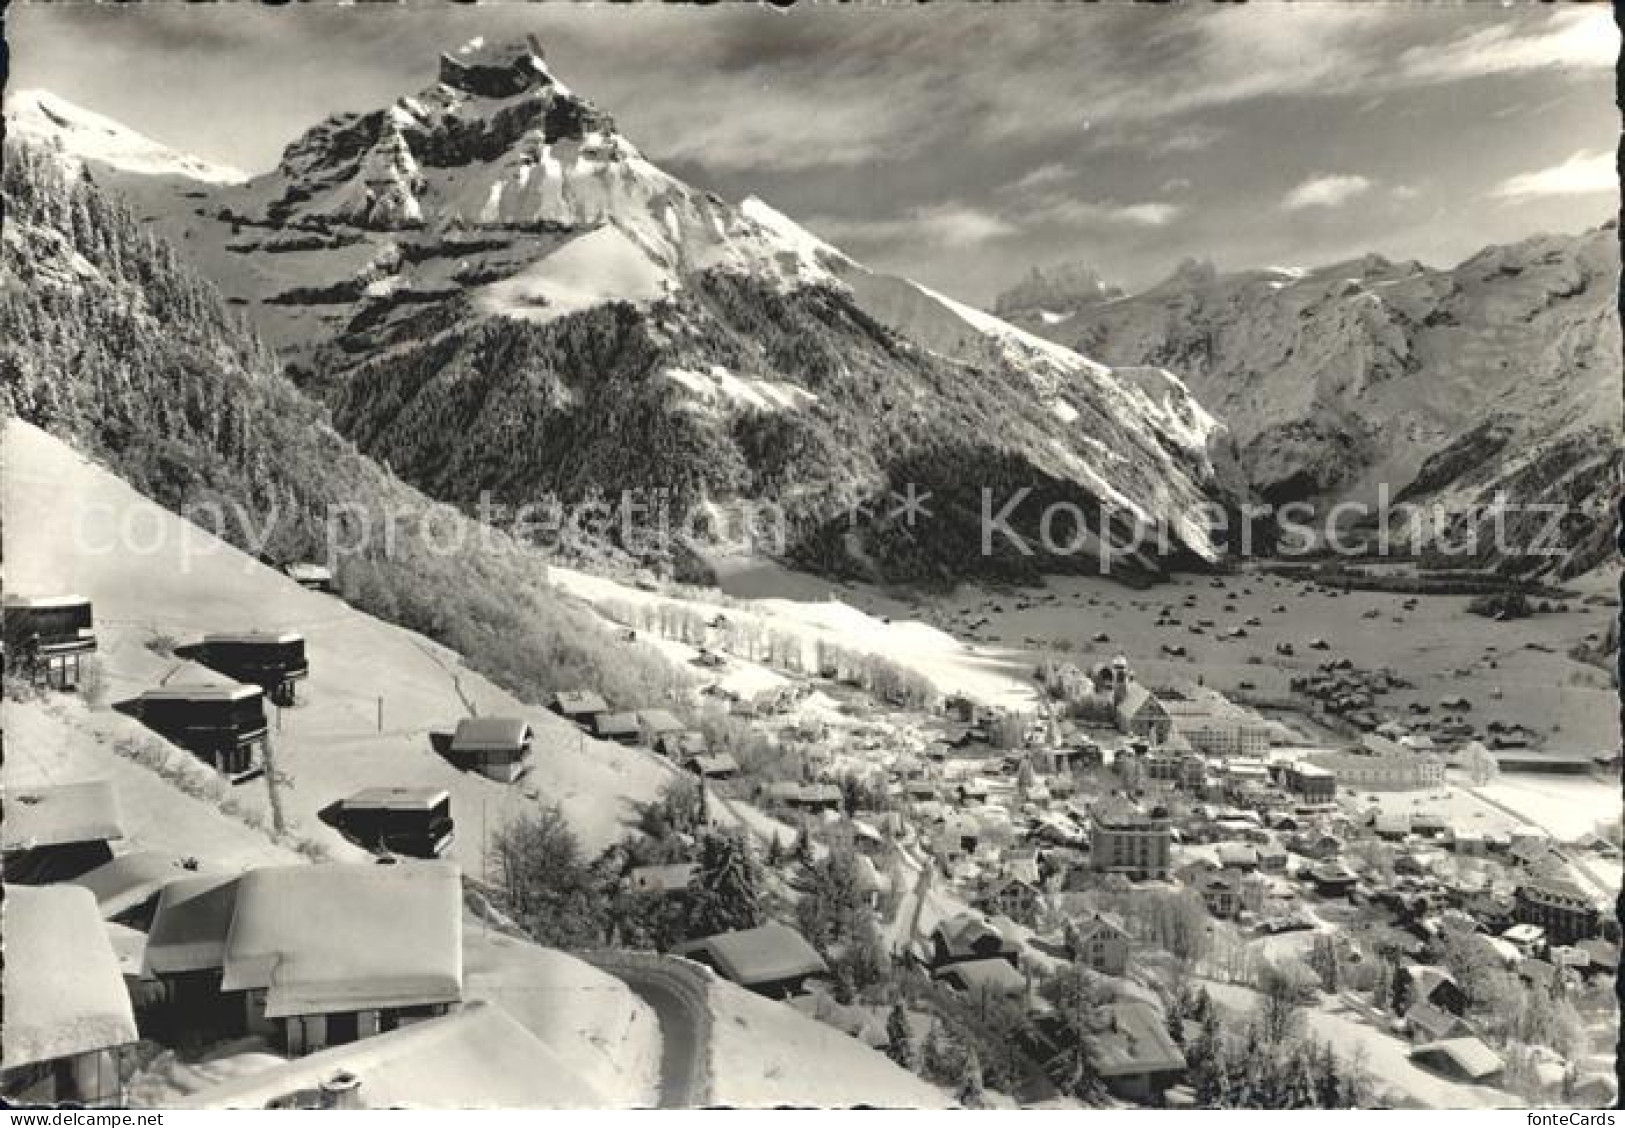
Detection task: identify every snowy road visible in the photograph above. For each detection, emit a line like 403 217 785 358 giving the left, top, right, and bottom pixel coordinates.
585 952 712 1108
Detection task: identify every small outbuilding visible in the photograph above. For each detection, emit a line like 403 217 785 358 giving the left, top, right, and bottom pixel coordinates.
448 717 533 782
676 922 828 999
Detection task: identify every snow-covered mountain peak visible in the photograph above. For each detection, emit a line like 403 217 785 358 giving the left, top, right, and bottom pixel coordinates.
438 34 556 98
4 89 247 184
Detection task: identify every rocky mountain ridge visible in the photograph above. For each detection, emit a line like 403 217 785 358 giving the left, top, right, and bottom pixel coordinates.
7 38 1231 585
996 231 1620 575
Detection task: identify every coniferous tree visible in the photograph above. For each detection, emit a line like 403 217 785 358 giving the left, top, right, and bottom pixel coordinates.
885 1004 915 1071
688 830 762 936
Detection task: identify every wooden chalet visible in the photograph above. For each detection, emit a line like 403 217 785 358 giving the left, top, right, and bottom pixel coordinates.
675 922 827 999
2 885 139 1106
548 690 609 727
336 788 455 859
590 710 642 744
2 779 124 884
448 716 533 782
189 632 309 706
3 594 97 689
136 683 269 780
144 863 463 1055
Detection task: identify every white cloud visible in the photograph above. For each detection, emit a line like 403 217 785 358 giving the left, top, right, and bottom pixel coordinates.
1283 174 1374 210
808 203 1018 248
1491 149 1616 200
1010 162 1074 193
1396 8 1617 84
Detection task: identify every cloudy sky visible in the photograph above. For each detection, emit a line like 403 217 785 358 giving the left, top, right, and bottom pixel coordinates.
10 3 1618 304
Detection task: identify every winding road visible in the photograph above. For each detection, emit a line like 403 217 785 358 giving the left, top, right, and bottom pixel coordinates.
583 951 713 1108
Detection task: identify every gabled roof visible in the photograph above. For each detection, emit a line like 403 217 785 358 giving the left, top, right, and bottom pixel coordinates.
221 862 463 1019
636 708 684 734
1086 1001 1187 1078
451 716 532 753
3 593 91 610
685 753 739 776
933 912 1017 959
934 957 1026 997
1410 1037 1503 1080
1406 1001 1471 1041
178 1002 604 1110
68 849 186 919
2 779 123 851
343 787 449 812
1072 911 1129 945
628 863 697 894
675 922 827 987
590 711 641 735
549 690 608 716
3 884 138 1070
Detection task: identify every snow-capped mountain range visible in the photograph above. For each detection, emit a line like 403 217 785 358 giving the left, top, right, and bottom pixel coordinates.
996 233 1620 576
4 37 1232 583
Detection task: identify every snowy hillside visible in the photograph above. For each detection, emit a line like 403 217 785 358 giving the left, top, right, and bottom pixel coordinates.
8 39 1233 580
6 89 247 184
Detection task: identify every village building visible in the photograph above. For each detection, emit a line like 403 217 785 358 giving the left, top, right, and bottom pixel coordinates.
1405 1001 1474 1044
1090 802 1173 880
1398 965 1467 1016
1283 762 1336 803
144 862 463 1055
933 957 1027 1002
766 781 843 814
2 884 139 1106
1197 869 1244 919
3 593 97 689
2 778 124 884
282 562 335 593
636 708 685 747
682 752 740 780
1409 1038 1504 1084
1068 911 1130 977
1078 1001 1188 1102
1307 734 1445 791
335 788 455 859
929 912 1021 970
447 716 533 782
625 862 697 896
188 632 309 706
656 729 708 760
1158 686 1274 757
1307 862 1359 899
675 922 827 999
975 875 1042 923
547 690 610 727
1514 880 1602 946
590 710 642 744
137 683 269 780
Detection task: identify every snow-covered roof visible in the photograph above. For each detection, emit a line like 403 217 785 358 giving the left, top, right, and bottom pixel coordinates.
179 1002 605 1110
3 593 91 610
144 871 243 977
68 849 187 919
221 862 463 1019
450 716 531 753
141 682 263 703
202 631 304 646
342 787 449 812
3 884 138 1070
676 922 827 988
2 778 123 850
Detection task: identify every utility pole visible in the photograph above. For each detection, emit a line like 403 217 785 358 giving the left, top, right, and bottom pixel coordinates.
377 695 383 733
